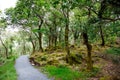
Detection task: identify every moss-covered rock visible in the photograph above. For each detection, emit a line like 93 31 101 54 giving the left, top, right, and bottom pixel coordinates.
67 52 84 65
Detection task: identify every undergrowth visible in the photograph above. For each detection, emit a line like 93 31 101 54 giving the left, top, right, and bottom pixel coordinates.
105 47 120 64
0 57 17 80
106 47 120 56
41 65 99 80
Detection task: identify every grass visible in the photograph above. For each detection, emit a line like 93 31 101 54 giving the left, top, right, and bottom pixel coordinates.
106 47 120 56
105 47 120 64
41 65 99 80
0 61 17 80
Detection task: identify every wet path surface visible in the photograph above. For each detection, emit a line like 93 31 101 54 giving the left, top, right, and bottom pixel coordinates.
15 55 50 80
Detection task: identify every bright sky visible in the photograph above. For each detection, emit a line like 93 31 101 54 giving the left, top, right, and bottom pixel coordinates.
0 0 17 12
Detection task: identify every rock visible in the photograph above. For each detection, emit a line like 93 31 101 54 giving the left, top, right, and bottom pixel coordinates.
29 57 40 66
67 53 83 65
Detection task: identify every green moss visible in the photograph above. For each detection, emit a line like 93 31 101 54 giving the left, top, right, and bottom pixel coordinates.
67 52 83 65
100 76 111 80
0 61 17 80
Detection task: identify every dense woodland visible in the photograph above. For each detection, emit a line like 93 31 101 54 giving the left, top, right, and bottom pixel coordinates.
0 0 120 80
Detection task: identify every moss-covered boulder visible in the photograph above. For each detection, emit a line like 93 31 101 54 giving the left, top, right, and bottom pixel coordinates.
67 52 83 65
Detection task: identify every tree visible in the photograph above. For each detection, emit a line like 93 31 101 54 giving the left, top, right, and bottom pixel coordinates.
5 0 49 52
98 0 120 46
51 0 76 63
0 17 9 59
0 37 8 59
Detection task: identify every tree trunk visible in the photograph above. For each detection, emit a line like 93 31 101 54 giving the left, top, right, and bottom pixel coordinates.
82 32 93 71
86 44 93 70
30 35 36 53
54 36 57 49
65 11 70 63
53 15 57 50
38 20 43 52
0 37 8 59
98 2 105 46
49 27 53 50
9 45 12 54
59 28 62 45
23 42 26 55
99 25 105 46
65 25 70 63
48 35 51 49
31 41 35 53
74 31 79 45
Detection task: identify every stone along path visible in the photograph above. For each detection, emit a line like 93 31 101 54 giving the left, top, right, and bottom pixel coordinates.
15 55 51 80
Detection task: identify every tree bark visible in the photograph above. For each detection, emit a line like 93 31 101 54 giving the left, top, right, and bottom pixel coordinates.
73 30 79 45
98 1 106 46
99 24 105 46
29 35 36 53
49 27 53 50
38 19 43 52
53 14 57 49
65 10 70 63
23 42 26 55
83 7 93 71
82 32 93 71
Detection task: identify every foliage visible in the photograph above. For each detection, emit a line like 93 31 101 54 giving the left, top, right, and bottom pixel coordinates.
1 0 120 79
41 65 99 80
105 47 120 64
106 47 120 56
0 61 17 80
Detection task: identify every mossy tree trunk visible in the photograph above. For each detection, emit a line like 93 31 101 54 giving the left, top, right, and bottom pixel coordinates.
82 7 93 71
82 32 93 71
38 19 43 52
64 10 70 63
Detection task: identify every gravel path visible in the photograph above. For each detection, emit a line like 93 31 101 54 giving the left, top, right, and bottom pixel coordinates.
15 55 51 80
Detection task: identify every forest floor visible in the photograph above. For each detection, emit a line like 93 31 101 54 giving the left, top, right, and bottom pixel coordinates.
30 44 120 80
90 50 120 80
15 55 51 80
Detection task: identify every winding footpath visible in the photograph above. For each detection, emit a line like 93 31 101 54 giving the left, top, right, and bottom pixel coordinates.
15 55 51 80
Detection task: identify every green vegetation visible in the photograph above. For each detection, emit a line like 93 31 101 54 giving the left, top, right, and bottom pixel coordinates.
41 65 99 80
0 0 120 80
106 47 120 56
0 61 17 80
105 47 120 64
